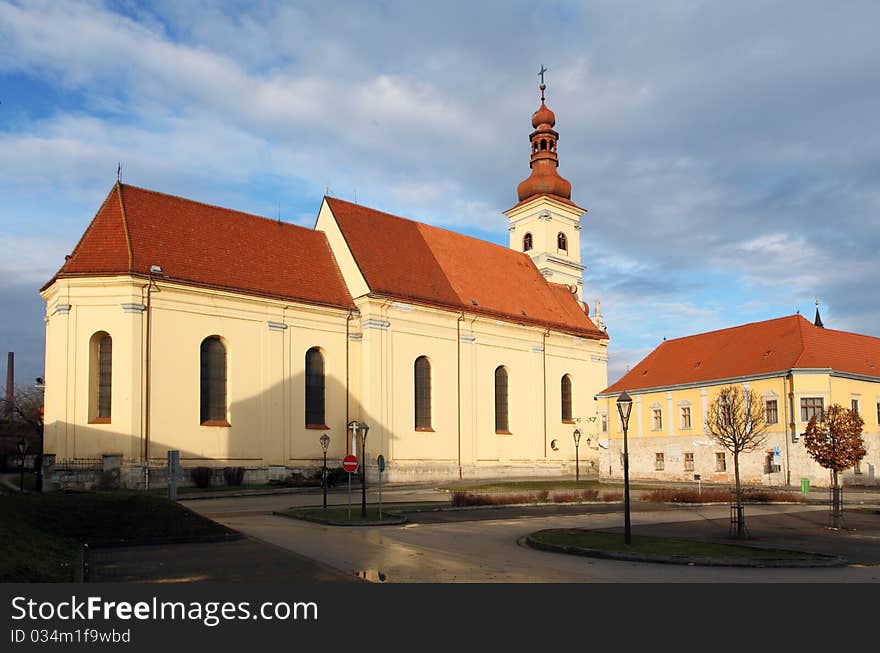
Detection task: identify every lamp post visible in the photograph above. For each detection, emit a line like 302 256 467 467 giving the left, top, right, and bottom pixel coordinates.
358 423 370 518
572 428 582 481
616 391 633 545
319 433 330 509
17 438 28 493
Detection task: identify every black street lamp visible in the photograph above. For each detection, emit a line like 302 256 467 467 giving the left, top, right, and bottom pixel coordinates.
359 423 370 518
616 391 633 545
17 438 28 493
320 433 330 509
572 428 582 481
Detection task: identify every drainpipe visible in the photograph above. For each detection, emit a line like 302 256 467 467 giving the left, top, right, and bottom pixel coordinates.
346 309 355 430
543 329 549 458
144 276 154 489
457 313 464 479
785 372 794 487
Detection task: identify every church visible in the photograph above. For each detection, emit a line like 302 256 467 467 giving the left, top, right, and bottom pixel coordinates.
40 87 610 484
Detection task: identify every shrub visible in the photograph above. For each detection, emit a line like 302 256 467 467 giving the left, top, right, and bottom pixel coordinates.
641 488 729 503
223 466 245 486
600 492 623 502
550 489 598 503
189 466 213 488
451 492 534 507
535 490 550 502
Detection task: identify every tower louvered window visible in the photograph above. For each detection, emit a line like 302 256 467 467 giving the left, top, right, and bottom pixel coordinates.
414 356 432 429
495 366 509 433
557 232 567 252
305 347 325 427
200 336 227 424
523 233 533 252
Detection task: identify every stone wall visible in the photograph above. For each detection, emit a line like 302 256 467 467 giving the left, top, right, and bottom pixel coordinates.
598 431 879 488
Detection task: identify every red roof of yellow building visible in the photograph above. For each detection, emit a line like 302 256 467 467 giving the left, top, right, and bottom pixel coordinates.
603 314 880 394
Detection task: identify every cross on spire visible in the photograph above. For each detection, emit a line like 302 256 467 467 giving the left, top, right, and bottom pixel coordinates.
538 65 548 101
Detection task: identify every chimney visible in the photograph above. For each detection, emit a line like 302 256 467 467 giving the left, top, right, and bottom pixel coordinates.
4 352 13 419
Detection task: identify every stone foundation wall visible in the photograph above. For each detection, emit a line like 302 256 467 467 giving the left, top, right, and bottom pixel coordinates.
598 431 879 488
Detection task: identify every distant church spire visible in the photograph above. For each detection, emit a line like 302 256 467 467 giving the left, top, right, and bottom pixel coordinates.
814 297 824 328
516 66 572 203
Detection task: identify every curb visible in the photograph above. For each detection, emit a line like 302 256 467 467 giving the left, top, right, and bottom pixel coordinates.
273 510 407 527
523 532 848 568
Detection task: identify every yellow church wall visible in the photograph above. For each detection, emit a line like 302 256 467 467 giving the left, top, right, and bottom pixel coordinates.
314 199 370 300
41 277 147 462
41 273 609 483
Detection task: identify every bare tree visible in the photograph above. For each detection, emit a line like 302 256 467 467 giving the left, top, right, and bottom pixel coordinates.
0 384 44 439
706 385 768 537
803 404 865 529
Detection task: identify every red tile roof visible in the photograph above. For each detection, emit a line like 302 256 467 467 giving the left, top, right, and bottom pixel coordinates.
603 314 880 394
326 197 607 339
45 184 354 310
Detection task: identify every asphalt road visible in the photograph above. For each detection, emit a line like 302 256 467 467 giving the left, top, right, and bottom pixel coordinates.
184 487 880 583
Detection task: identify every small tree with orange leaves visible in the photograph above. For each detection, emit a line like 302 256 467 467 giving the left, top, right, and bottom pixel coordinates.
803 404 866 529
706 385 768 538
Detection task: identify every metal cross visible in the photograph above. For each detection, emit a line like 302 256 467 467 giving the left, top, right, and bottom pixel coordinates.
538 65 548 85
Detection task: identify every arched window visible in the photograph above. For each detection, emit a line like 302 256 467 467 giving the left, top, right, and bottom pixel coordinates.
305 347 325 427
561 374 573 422
89 332 112 422
522 232 533 252
200 336 227 424
557 232 567 252
414 356 432 430
495 366 509 433
540 139 547 150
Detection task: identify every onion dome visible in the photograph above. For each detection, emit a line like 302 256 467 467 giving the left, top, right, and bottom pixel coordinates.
516 80 572 203
532 103 556 128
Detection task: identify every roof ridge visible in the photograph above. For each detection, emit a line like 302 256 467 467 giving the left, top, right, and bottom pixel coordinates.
119 183 319 235
116 182 134 272
660 314 802 344
326 195 525 259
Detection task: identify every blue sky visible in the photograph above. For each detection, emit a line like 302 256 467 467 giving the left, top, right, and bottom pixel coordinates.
2 0 879 389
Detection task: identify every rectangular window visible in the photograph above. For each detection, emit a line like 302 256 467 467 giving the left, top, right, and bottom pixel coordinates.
600 413 608 434
800 397 824 422
684 452 694 471
652 408 662 431
655 453 664 471
715 452 727 472
851 399 860 415
854 460 862 475
764 399 778 425
680 406 691 430
877 402 880 425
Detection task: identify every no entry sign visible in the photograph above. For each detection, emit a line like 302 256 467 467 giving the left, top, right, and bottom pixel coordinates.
342 454 359 473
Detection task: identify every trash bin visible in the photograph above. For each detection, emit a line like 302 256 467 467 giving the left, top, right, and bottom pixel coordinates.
800 477 810 495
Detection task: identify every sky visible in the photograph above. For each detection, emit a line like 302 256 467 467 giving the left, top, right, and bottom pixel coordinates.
1 0 879 389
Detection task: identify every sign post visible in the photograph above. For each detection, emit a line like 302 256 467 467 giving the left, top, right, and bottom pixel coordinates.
342 454 359 521
377 455 386 519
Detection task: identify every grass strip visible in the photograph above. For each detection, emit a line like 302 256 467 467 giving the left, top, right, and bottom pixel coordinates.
529 528 821 561
0 491 233 582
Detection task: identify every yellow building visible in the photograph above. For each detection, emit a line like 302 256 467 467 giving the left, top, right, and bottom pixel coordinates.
40 92 610 484
596 312 879 487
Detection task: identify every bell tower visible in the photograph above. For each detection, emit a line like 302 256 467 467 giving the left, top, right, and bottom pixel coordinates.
504 69 586 299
